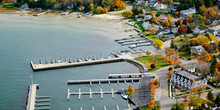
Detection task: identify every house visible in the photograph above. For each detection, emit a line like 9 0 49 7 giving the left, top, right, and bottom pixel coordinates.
172 28 178 33
53 3 61 9
193 27 201 34
155 3 167 10
137 18 144 22
142 21 151 30
190 45 204 55
155 32 163 38
134 0 143 5
152 24 159 30
140 1 148 7
167 34 175 39
20 3 29 11
67 4 73 10
163 29 170 34
144 15 152 21
206 29 218 36
171 70 207 89
180 8 196 18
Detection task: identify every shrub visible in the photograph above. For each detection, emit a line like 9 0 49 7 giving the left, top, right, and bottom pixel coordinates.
150 64 156 69
95 6 103 14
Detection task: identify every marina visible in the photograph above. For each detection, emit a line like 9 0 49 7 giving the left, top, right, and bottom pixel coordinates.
68 104 133 110
26 84 39 110
108 72 151 79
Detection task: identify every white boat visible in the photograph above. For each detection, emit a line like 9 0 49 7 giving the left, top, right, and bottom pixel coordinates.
121 93 128 100
129 44 136 48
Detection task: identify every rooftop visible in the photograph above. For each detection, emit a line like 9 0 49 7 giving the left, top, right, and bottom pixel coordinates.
174 70 201 81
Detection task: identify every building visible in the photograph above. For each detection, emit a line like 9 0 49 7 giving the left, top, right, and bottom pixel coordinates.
206 29 219 36
144 15 152 21
190 45 204 55
172 28 178 33
193 27 201 34
171 70 207 89
142 21 151 30
155 3 167 10
180 8 196 18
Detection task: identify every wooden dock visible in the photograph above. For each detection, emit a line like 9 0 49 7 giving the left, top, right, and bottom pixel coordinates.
108 72 151 79
67 78 141 85
26 84 39 110
67 88 121 100
68 104 134 110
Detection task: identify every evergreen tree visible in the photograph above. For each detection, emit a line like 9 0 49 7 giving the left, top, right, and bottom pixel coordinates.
171 40 175 48
207 91 214 101
215 94 220 106
210 55 217 75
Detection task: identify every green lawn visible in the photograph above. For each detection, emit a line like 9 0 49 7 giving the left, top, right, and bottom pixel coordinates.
135 55 170 71
178 51 192 59
146 35 160 42
0 3 14 8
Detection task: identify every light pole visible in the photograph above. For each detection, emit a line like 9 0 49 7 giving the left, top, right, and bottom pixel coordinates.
30 76 33 85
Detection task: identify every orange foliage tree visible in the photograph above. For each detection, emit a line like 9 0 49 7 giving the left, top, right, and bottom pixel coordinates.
151 16 158 23
150 10 157 16
167 69 174 79
167 14 173 22
147 100 156 109
149 80 156 99
166 48 175 58
194 39 201 45
113 0 126 11
162 21 170 27
127 86 135 96
197 51 211 63
202 42 210 48
151 28 156 35
154 79 159 86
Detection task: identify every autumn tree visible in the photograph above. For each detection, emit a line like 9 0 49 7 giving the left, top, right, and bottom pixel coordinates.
196 35 209 44
95 6 103 14
197 62 210 77
150 10 157 17
90 3 94 10
175 11 179 17
197 51 211 63
193 14 206 27
146 50 151 56
127 86 135 96
151 28 156 35
113 0 126 11
162 21 170 27
189 95 202 108
79 5 84 11
171 39 175 48
178 26 186 34
166 48 175 58
207 33 215 42
153 40 163 50
194 39 201 45
122 10 133 18
150 16 158 23
167 69 174 79
183 19 187 25
154 79 159 86
202 42 210 48
147 100 156 109
167 14 173 22
102 7 108 13
199 5 207 14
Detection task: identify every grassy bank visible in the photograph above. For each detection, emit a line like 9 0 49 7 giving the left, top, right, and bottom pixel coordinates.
135 55 170 71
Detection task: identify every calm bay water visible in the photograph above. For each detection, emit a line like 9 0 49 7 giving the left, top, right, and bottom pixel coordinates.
0 14 154 110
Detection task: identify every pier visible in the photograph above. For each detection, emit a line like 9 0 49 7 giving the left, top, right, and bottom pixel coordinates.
67 88 121 100
67 78 141 85
108 72 151 79
26 84 39 110
68 104 134 110
30 57 148 73
31 58 123 71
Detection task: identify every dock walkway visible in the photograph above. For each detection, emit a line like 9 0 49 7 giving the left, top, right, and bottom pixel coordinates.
30 57 148 73
67 78 141 84
26 84 39 110
67 88 121 100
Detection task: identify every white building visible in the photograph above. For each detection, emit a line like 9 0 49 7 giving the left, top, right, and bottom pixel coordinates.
142 21 151 30
155 32 163 38
206 29 219 36
171 70 207 89
193 27 201 34
155 3 167 10
172 28 178 33
180 8 196 18
144 15 152 21
190 45 204 55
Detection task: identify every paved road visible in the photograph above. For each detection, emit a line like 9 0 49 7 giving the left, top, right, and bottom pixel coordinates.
108 6 132 15
152 67 177 110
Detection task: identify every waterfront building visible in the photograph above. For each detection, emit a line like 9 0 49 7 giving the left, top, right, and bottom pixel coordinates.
171 70 207 89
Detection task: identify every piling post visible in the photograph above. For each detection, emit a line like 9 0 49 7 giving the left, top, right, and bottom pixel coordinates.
111 88 114 99
89 88 92 99
116 105 119 110
104 106 106 110
78 88 81 100
124 80 127 85
92 106 94 110
90 81 92 86
108 81 110 85
80 107 82 110
99 81 101 86
117 80 119 85
67 89 70 100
